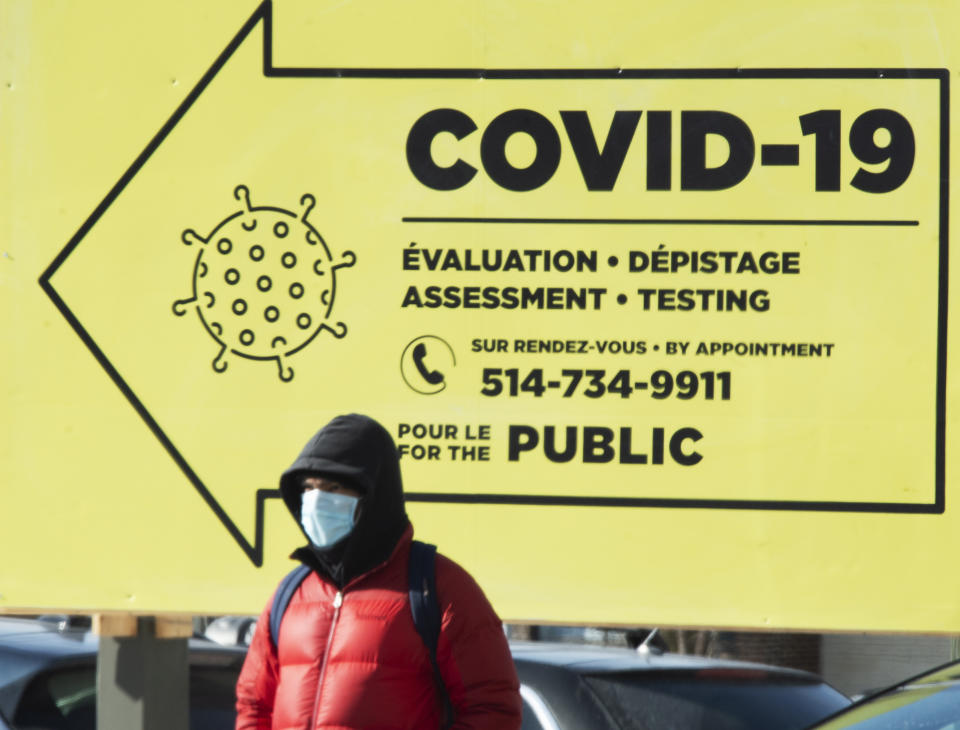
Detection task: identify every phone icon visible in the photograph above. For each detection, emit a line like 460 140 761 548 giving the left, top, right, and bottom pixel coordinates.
412 343 444 385
401 336 456 395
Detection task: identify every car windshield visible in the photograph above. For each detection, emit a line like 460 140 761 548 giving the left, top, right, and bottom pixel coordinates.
812 682 960 729
583 671 850 730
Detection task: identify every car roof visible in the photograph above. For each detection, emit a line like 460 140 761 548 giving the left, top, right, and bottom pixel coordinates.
0 618 98 659
0 616 245 661
509 641 823 681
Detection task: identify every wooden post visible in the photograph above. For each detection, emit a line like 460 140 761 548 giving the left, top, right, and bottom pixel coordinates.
95 615 190 730
93 613 138 637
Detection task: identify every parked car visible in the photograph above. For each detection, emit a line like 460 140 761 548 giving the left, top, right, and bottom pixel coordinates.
805 658 960 729
512 641 851 730
202 615 257 648
182 615 855 729
0 617 245 730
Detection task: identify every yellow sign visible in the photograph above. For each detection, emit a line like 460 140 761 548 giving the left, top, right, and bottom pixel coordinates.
3 0 959 631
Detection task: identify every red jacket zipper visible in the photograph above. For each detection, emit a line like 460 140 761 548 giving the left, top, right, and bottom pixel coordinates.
309 590 343 728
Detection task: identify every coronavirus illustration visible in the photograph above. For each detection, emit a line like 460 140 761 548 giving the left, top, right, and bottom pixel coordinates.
173 185 356 381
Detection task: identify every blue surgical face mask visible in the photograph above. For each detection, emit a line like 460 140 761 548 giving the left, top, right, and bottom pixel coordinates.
300 489 360 548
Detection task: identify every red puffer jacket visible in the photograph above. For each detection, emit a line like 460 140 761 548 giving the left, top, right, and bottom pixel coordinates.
236 528 522 730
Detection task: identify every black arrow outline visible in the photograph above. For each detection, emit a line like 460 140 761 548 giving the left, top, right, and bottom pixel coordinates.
39 4 279 566
38 0 949 567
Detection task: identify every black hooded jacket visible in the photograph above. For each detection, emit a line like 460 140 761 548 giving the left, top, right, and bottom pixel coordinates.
279 413 409 587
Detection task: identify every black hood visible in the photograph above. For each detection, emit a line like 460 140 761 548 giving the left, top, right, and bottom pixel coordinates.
280 413 409 587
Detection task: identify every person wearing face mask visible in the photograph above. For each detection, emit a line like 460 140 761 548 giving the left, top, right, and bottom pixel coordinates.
235 413 522 730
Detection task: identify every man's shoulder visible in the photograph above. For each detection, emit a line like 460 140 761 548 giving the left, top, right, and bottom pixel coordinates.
433 550 474 580
433 550 497 607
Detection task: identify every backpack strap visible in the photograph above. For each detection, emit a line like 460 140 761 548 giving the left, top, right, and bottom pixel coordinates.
409 540 455 729
268 563 311 649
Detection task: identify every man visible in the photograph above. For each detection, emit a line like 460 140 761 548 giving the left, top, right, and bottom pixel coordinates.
236 413 522 730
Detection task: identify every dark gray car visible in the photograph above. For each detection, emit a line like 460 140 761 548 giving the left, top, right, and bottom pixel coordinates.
512 641 851 730
0 617 244 730
203 617 851 729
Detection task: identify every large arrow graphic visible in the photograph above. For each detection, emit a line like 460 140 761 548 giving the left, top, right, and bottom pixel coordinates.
38 1 949 569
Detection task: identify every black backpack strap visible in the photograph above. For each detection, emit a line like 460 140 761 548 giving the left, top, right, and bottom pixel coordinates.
409 540 455 729
269 564 312 650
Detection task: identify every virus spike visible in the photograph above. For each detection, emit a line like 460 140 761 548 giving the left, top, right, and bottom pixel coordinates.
300 193 316 222
212 344 229 373
276 356 294 382
233 185 257 231
182 229 206 246
332 250 357 271
234 185 253 212
321 321 348 339
172 296 196 316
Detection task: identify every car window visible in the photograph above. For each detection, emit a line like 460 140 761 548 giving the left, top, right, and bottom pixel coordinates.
12 666 93 730
583 671 850 730
10 664 239 730
186 665 240 730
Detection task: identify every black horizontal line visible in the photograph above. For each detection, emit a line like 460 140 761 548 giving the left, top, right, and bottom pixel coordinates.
402 217 919 227
267 67 948 81
405 492 942 514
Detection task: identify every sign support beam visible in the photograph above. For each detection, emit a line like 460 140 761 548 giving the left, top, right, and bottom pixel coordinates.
95 616 191 730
